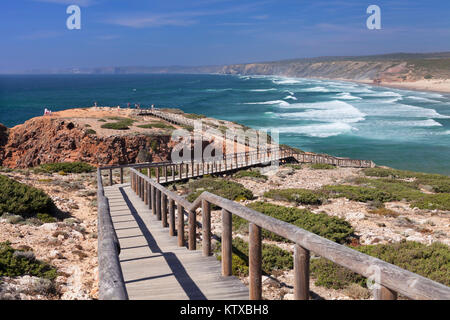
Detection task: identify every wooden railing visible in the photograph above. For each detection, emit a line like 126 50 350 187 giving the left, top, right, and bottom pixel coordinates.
127 167 450 300
139 108 375 168
97 169 128 300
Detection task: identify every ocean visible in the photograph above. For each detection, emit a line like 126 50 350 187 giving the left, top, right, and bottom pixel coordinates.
0 74 449 174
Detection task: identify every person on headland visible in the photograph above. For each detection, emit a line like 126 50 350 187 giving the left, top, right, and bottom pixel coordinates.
44 108 52 116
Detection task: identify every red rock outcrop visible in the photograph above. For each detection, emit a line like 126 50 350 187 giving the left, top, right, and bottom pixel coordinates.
0 118 176 168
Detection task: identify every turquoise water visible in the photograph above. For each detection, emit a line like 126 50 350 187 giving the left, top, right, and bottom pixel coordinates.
0 74 449 174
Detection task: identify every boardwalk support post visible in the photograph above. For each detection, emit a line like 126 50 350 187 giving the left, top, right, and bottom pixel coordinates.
294 244 310 300
188 209 196 250
222 209 232 276
249 223 262 300
202 200 211 256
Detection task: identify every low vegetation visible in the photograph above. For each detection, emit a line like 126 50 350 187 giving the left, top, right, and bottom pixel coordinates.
34 162 95 174
234 170 268 181
101 117 135 130
215 237 293 277
185 177 253 203
263 188 323 205
137 122 175 130
311 241 450 289
0 242 57 280
184 113 206 120
309 163 336 170
323 176 450 211
363 167 450 193
234 202 354 244
0 175 55 218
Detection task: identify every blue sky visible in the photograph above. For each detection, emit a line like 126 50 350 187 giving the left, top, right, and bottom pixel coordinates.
1 0 450 73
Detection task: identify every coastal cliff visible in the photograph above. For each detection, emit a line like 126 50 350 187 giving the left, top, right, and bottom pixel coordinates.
0 114 175 168
215 53 450 83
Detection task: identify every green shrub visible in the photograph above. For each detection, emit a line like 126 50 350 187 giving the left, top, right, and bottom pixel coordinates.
137 122 175 130
85 129 96 135
181 124 194 132
185 113 206 120
322 185 394 203
98 119 107 122
346 177 450 210
215 237 293 276
0 175 55 218
410 193 450 211
101 117 135 130
37 213 57 223
363 168 450 193
185 177 253 203
0 242 57 280
35 162 95 174
263 188 323 205
234 170 268 181
238 202 354 244
310 163 336 170
311 241 450 289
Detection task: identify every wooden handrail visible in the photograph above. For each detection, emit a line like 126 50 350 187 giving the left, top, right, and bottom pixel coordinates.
97 169 128 300
125 168 450 301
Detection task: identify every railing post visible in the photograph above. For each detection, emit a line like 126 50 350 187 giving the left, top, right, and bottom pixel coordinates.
374 285 398 300
177 204 185 247
138 177 142 198
202 200 211 256
147 181 151 209
156 189 162 220
172 165 175 181
222 209 232 276
179 164 182 180
164 165 168 182
169 199 175 236
144 181 148 205
120 168 124 184
249 223 262 300
162 193 168 227
294 244 310 300
156 166 160 183
109 169 113 186
188 209 196 250
186 163 189 178
151 185 156 215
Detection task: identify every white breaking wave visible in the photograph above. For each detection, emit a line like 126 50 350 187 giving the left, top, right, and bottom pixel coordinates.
272 79 303 85
245 100 291 107
388 119 443 127
276 122 354 138
301 86 330 92
249 88 277 92
406 96 440 103
284 95 297 100
336 92 362 100
277 100 366 124
362 103 450 119
362 91 403 98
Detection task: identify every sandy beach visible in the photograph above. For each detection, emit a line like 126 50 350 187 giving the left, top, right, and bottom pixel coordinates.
353 79 450 94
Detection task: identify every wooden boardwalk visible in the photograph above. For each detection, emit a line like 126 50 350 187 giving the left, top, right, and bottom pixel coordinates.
104 184 249 300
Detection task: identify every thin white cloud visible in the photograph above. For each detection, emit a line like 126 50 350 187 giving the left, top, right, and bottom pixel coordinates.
33 0 97 6
106 3 267 28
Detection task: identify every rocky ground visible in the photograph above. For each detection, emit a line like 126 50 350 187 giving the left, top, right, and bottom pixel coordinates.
0 168 102 300
194 165 449 300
